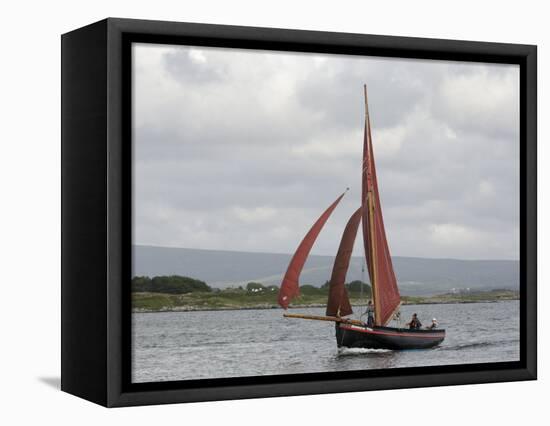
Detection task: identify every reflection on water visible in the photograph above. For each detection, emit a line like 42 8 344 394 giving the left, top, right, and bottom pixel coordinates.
132 301 519 383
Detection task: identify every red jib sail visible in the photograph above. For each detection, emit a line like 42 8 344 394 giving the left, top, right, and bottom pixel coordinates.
278 192 346 309
362 86 401 326
326 206 362 317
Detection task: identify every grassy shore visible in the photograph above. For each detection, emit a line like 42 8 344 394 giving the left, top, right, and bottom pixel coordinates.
132 289 519 313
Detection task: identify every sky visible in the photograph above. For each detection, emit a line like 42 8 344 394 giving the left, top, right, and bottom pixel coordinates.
132 43 519 260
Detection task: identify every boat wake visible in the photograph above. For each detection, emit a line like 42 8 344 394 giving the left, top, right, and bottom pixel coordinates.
437 339 518 352
337 347 392 356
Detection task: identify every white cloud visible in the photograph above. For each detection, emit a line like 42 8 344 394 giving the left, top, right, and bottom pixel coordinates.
374 124 406 158
478 180 495 197
231 206 278 224
188 49 207 64
433 65 519 138
429 223 478 247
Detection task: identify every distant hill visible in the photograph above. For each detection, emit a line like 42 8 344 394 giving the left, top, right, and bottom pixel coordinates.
133 245 519 296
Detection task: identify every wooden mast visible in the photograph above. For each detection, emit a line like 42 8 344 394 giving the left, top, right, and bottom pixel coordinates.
364 84 381 326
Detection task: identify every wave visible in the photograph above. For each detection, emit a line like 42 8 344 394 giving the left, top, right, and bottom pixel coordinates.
437 339 518 351
337 347 392 356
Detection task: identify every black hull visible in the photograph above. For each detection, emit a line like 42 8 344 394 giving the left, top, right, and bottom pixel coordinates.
336 323 445 350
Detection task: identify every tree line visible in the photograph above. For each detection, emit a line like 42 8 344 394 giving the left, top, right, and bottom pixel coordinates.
132 275 371 296
132 275 212 294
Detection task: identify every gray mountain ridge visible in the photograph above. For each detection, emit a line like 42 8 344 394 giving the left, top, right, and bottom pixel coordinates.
133 245 519 296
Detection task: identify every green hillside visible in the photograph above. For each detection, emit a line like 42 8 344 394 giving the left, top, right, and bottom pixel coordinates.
131 275 518 312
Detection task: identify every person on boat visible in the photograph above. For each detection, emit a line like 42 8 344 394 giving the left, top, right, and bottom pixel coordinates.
426 318 438 330
407 313 422 330
365 300 375 327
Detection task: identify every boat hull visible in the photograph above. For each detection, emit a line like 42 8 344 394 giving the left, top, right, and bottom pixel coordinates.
336 323 445 350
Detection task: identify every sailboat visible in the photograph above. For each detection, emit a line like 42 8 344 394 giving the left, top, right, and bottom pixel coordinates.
277 85 445 350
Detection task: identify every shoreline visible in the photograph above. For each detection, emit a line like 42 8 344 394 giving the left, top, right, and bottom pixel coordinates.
132 298 518 314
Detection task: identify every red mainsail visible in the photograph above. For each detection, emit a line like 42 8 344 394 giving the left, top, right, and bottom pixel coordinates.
326 206 362 317
278 192 346 309
362 86 401 326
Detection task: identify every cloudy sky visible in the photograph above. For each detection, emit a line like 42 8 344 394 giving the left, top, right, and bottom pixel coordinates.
132 43 519 260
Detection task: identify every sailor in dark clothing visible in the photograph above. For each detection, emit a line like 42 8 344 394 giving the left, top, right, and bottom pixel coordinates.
407 313 422 330
365 300 375 327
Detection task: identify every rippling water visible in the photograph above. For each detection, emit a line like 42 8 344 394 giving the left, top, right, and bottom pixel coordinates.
132 301 519 383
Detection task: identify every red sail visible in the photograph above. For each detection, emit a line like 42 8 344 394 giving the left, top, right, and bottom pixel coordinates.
362 87 401 326
278 192 346 309
326 206 362 317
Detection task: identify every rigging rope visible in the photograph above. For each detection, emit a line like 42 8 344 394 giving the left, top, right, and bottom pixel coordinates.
359 261 366 321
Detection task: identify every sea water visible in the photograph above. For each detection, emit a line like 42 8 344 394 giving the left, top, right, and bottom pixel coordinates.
131 300 519 383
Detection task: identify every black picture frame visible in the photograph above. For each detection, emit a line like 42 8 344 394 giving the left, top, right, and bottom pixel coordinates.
61 17 537 407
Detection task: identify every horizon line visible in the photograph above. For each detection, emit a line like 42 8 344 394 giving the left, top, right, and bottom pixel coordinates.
133 243 519 263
